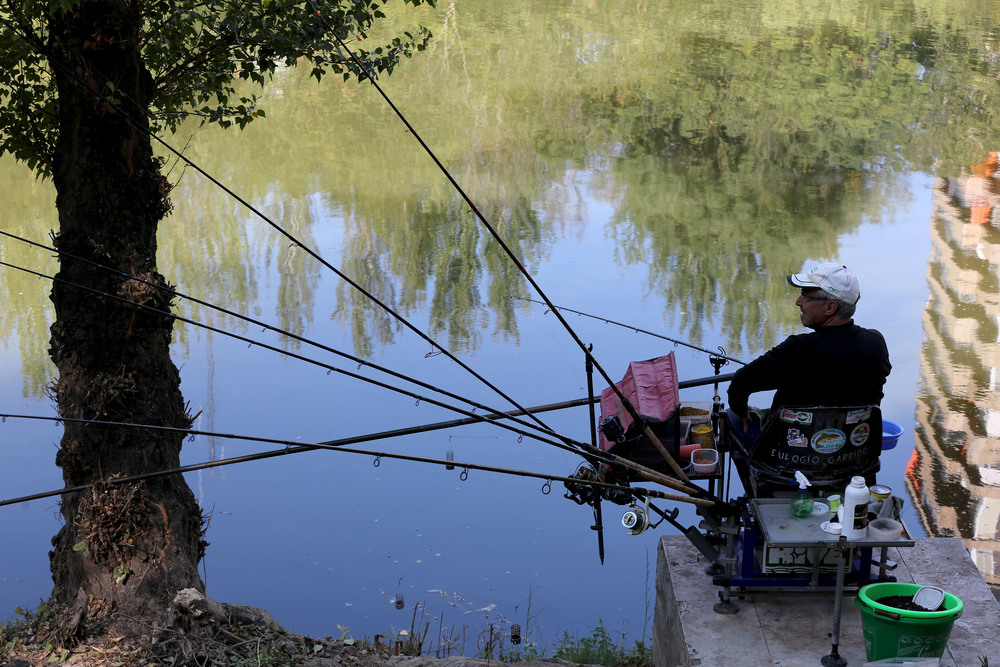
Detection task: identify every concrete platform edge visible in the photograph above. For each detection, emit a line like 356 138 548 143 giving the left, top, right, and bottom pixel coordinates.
653 534 1000 667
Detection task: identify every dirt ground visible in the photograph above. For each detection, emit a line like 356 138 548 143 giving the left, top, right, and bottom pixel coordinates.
0 633 597 667
0 590 601 667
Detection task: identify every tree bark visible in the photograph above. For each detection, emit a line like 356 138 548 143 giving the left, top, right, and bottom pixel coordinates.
45 0 206 635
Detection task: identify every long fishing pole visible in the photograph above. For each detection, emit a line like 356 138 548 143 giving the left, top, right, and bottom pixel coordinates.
0 258 582 456
513 297 745 365
0 229 559 442
46 58 565 444
3 250 722 500
0 412 714 508
310 4 693 483
43 36 713 499
0 370 738 509
0 256 709 495
0 386 701 497
4 229 737 446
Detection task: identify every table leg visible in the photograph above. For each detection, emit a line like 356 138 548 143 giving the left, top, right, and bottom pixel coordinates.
713 512 741 615
821 536 849 667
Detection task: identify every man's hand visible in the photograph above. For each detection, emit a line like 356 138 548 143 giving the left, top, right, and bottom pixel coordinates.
740 405 759 431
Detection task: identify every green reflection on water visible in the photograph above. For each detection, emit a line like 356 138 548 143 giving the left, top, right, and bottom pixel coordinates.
2 0 1000 390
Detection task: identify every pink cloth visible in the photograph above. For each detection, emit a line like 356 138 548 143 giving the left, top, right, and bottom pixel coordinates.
598 353 679 452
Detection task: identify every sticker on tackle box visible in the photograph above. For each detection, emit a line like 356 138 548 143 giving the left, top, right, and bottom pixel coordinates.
778 408 813 425
850 423 870 446
846 407 872 424
811 428 846 454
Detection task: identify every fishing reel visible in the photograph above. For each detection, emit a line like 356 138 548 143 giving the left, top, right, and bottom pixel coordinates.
563 464 601 505
563 464 633 506
599 415 626 443
602 479 633 506
621 496 652 536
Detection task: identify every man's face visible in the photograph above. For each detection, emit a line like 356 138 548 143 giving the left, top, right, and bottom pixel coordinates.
795 288 831 329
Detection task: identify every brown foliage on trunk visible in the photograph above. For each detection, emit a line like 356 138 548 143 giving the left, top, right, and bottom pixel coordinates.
44 0 206 637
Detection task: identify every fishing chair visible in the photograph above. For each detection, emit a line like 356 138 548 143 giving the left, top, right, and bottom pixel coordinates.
710 404 888 607
729 404 882 498
709 405 903 667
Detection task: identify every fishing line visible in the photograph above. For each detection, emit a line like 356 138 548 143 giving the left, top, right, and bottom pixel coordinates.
0 258 593 459
1 249 706 494
0 229 562 442
3 371 738 480
39 29 713 497
512 297 745 365
44 57 564 444
308 2 699 482
0 412 689 510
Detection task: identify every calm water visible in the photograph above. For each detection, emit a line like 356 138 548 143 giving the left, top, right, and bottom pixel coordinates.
2 0 1000 653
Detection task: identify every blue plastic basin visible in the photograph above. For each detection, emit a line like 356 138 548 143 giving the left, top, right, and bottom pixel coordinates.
882 420 904 450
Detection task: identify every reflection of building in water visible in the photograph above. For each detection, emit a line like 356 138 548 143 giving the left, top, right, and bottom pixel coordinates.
909 157 1000 592
966 152 1000 226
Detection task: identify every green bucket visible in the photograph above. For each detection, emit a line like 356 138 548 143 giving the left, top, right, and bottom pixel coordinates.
855 583 963 661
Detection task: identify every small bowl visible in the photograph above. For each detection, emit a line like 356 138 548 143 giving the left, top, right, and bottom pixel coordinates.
867 517 903 540
882 420 904 450
691 448 718 474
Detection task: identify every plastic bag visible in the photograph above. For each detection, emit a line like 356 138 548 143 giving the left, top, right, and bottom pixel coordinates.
870 495 904 521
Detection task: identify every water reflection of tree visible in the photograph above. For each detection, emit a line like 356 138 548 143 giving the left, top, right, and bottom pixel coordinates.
600 151 872 355
558 1 1000 355
0 160 58 396
6 0 1000 369
162 156 321 354
166 0 1000 358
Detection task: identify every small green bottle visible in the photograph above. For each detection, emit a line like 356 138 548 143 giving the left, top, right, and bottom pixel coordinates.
790 470 814 518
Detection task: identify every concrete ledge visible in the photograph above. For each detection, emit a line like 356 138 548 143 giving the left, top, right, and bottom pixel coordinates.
653 534 1000 666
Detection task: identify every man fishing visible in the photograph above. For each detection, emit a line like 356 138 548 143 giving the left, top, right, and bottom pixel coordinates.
726 261 892 447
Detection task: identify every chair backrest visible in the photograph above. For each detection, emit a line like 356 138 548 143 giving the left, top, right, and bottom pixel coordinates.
748 405 882 496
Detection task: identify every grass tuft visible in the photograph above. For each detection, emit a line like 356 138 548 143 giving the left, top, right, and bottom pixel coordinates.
552 623 652 667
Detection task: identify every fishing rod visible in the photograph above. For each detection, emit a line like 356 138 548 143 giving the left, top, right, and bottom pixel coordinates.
46 58 565 446
4 242 737 499
0 368 739 509
0 412 714 509
513 297 746 365
42 34 717 500
0 257 584 457
0 229 561 443
0 259 710 495
309 4 692 484
0 254 732 500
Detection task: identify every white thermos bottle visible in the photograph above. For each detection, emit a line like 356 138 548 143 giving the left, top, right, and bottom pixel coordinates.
843 476 870 539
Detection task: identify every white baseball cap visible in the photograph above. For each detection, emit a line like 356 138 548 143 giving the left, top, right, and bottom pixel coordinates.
786 261 860 305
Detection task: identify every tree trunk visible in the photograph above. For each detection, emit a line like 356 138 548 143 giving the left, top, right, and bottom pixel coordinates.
45 0 206 635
